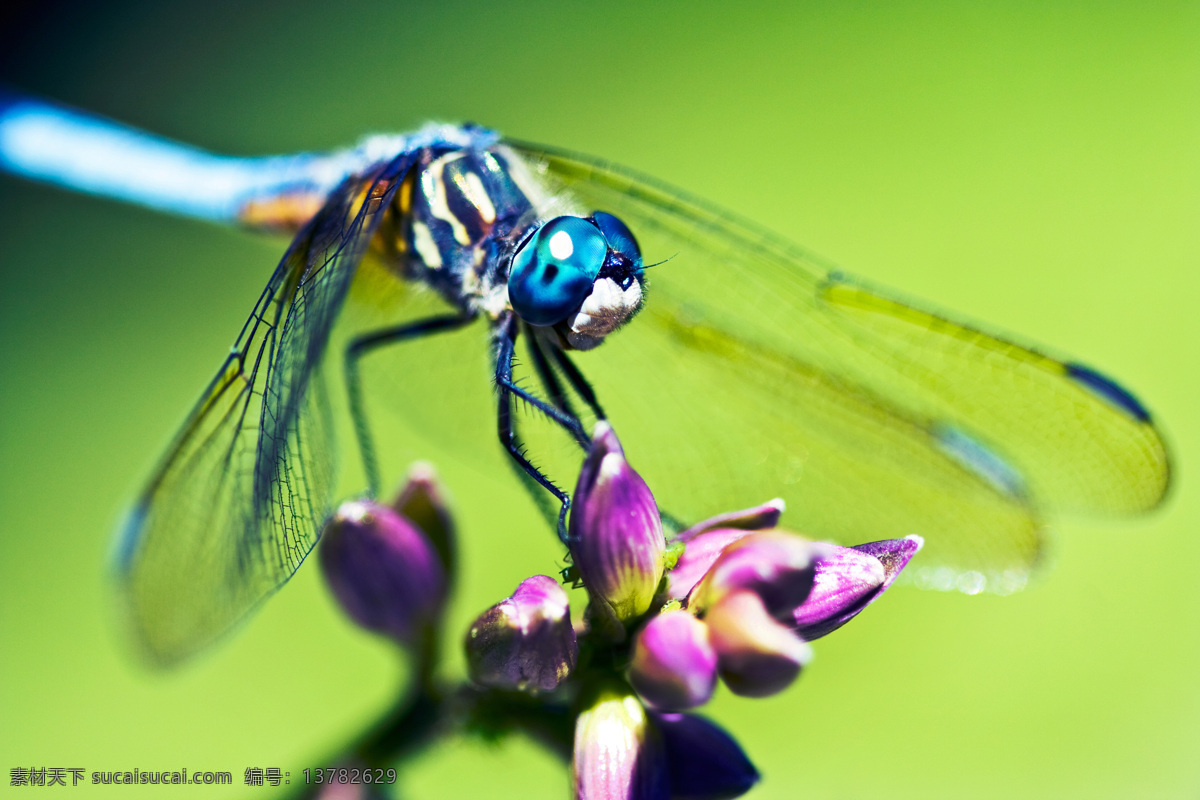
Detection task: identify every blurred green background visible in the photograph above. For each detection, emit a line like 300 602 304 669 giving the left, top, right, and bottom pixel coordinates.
1 2 1197 797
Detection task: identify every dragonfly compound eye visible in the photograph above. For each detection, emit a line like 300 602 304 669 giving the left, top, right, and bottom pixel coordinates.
592 211 641 265
509 216 607 326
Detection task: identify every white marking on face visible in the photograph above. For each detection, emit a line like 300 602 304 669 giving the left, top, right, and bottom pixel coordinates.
412 221 442 268
548 229 574 261
565 277 643 350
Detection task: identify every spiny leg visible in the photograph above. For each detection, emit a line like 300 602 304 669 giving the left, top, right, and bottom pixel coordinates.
526 332 579 422
546 341 606 422
345 312 476 498
494 325 589 447
494 314 582 543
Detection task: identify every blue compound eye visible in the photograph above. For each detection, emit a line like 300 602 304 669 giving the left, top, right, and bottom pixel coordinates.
593 211 641 264
509 216 608 325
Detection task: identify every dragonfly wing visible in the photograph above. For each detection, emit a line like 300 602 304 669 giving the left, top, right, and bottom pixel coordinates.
508 143 1170 591
116 154 416 665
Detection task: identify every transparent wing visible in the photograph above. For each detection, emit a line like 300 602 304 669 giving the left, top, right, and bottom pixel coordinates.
509 143 1170 592
116 154 417 665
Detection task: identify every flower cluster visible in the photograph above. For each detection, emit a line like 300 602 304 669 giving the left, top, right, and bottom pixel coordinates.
556 423 919 712
318 426 920 799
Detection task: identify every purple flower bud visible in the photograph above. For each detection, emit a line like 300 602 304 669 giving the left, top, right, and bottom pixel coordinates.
791 536 923 640
654 713 759 800
675 499 785 543
391 463 456 585
629 610 717 711
667 529 752 603
668 501 786 601
688 531 815 622
466 575 578 694
704 589 811 698
573 683 668 800
569 423 665 634
318 500 447 647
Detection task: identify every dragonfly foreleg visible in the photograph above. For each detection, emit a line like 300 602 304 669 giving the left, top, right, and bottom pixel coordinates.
494 330 589 447
494 314 578 543
546 344 606 422
526 334 580 423
345 312 477 498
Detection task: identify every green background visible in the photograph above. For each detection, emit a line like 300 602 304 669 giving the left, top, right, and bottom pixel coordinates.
1 2 1197 797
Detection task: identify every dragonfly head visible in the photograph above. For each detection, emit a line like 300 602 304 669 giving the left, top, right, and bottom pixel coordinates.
508 211 644 350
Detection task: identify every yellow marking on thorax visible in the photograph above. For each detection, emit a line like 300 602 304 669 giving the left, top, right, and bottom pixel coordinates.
412 221 443 269
398 168 415 213
384 171 420 259
456 170 496 223
422 153 471 246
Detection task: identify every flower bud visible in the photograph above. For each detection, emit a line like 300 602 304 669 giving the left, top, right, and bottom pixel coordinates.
654 713 759 800
791 536 922 640
569 423 665 634
688 531 814 621
629 610 717 711
466 575 578 694
704 589 811 698
573 683 668 800
318 499 447 647
666 529 749 602
391 463 456 585
676 499 786 542
668 500 786 601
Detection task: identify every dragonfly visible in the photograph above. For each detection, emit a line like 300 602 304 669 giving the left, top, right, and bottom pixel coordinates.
0 92 1170 665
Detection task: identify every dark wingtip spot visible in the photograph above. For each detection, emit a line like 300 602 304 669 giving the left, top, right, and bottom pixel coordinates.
1066 363 1152 423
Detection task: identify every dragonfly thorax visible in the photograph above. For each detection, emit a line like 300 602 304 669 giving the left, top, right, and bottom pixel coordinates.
393 147 536 314
391 145 645 350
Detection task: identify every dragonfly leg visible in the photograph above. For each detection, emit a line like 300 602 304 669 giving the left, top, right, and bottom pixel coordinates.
495 332 589 447
526 333 580 423
494 315 578 543
547 344 607 421
345 312 476 498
